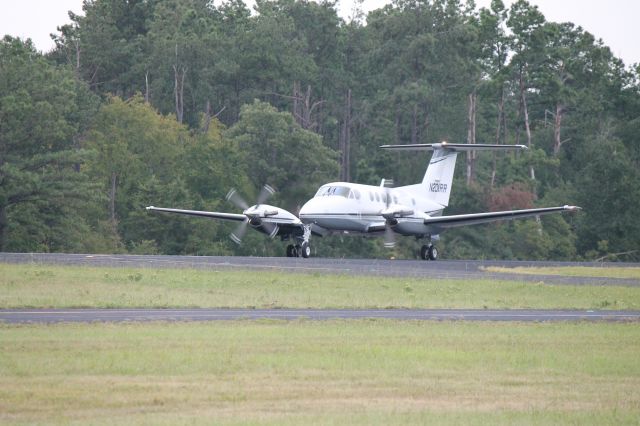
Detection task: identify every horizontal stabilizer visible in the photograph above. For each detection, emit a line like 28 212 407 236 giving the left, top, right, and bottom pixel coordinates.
380 142 527 152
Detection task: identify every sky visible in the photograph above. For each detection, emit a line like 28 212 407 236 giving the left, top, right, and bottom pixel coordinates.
1 0 638 66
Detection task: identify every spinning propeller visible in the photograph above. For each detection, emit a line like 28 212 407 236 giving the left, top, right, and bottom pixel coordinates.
226 184 278 244
380 179 397 249
379 179 414 249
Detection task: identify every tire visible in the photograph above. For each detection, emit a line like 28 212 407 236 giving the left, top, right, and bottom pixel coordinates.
420 245 430 260
428 245 438 261
300 242 311 258
286 244 295 257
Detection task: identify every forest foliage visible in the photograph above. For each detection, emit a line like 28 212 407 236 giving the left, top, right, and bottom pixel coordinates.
1 0 639 260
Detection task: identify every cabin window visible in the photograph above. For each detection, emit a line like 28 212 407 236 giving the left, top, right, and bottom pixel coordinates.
375 193 380 202
412 198 416 206
334 187 350 197
354 189 361 200
393 195 398 204
369 192 374 201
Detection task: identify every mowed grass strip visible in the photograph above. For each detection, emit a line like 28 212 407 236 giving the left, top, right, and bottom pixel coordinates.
1 263 640 310
484 265 640 280
1 321 639 424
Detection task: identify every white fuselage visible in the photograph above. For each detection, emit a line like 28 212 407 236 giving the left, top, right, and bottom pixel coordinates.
298 182 444 236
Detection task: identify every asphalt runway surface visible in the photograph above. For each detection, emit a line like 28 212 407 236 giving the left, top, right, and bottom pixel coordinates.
2 308 639 323
1 252 639 286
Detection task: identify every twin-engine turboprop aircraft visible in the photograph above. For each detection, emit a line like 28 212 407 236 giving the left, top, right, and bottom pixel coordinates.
147 142 580 259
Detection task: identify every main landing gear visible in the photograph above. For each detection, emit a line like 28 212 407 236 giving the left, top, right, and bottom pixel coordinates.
420 244 438 261
286 242 311 258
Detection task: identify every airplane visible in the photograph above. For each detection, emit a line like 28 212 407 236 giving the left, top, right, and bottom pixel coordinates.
146 142 580 260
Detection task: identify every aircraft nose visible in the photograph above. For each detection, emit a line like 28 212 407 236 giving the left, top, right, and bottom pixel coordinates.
299 198 318 216
300 197 347 217
300 197 334 216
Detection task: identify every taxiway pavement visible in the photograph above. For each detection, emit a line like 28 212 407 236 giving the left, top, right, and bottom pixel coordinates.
2 308 639 323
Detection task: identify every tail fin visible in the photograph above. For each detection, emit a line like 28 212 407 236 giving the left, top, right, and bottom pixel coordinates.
422 147 458 207
381 142 527 207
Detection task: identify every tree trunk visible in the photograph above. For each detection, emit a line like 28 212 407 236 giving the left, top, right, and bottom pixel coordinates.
491 87 505 188
173 65 186 124
466 90 477 186
289 82 322 130
145 71 150 103
201 100 212 133
553 102 565 156
519 70 535 180
73 39 81 78
0 204 7 251
394 109 401 145
302 85 314 130
292 81 301 125
173 45 186 124
109 172 117 224
411 104 418 145
340 89 352 182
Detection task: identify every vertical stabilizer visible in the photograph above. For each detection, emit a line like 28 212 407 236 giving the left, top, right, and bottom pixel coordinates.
422 148 458 207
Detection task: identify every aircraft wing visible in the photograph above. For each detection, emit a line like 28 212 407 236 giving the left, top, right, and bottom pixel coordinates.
146 206 246 222
424 205 580 229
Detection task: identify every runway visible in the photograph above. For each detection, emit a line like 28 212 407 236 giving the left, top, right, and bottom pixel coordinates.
2 308 640 323
1 252 639 286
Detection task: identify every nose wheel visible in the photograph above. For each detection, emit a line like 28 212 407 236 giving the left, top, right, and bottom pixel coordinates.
420 244 438 261
286 225 312 258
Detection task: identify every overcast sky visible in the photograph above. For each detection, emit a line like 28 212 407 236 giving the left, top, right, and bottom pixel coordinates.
1 0 638 66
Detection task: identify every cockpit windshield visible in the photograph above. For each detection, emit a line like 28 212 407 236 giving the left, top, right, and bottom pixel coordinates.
314 185 351 198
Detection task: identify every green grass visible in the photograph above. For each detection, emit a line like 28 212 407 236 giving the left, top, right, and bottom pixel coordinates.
1 321 639 424
2 263 640 310
484 265 640 280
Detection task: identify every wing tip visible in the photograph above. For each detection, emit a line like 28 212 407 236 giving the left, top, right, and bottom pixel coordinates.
564 205 582 211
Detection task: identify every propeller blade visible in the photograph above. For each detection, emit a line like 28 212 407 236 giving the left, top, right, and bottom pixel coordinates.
226 188 249 210
382 178 394 208
230 219 249 244
256 184 276 205
227 183 276 244
383 223 396 248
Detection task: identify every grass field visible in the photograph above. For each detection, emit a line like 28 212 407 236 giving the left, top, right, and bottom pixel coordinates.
2 263 640 310
1 320 639 425
484 265 640 280
2 262 640 424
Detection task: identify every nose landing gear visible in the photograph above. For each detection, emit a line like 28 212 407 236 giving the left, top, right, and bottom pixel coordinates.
286 225 312 258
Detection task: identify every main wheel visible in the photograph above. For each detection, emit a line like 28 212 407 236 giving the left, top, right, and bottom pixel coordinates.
428 245 438 261
300 242 311 258
420 244 430 260
286 244 296 257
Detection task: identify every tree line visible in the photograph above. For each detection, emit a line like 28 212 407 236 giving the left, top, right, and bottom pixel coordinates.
1 0 639 260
